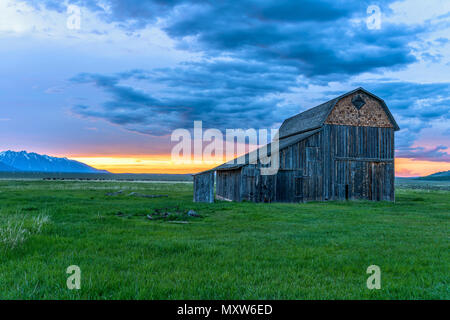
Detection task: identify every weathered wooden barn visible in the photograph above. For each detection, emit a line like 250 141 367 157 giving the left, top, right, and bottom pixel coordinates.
193 88 399 203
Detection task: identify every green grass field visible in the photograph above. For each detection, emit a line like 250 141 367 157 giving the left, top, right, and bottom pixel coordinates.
0 179 448 299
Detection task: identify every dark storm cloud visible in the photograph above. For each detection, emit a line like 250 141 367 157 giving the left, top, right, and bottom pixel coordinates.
25 0 417 79
158 1 417 79
69 61 300 135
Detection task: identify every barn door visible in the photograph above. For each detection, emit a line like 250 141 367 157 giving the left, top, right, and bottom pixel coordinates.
335 160 365 200
369 162 394 201
241 166 257 202
294 174 304 203
257 173 275 202
276 170 289 202
275 169 303 202
335 160 393 201
335 160 349 200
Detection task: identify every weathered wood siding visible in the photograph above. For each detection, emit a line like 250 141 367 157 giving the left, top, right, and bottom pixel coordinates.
216 169 242 201
193 171 214 203
325 92 394 128
214 124 395 203
237 131 323 203
240 165 276 202
322 124 395 201
277 131 323 202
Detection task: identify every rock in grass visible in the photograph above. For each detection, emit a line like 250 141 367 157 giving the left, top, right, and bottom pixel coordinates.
146 215 153 220
187 210 200 217
106 190 124 196
167 221 189 224
127 192 168 198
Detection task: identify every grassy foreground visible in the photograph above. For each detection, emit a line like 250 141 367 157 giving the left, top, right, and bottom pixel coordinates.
0 180 448 299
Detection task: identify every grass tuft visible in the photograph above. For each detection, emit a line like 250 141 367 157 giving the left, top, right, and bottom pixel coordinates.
0 219 29 249
0 211 51 250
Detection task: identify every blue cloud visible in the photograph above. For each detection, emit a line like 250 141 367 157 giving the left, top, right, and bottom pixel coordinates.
361 82 450 119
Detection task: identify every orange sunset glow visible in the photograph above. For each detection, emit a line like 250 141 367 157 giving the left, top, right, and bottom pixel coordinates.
395 158 450 177
69 155 450 177
69 155 224 174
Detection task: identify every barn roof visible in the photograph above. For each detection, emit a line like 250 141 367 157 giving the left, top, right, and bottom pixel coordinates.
279 87 399 138
216 128 321 171
193 128 321 175
193 87 399 175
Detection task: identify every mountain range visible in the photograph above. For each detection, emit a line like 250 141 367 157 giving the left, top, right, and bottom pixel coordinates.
0 150 108 173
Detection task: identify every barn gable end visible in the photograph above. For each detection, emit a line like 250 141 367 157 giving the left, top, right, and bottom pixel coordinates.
325 91 394 128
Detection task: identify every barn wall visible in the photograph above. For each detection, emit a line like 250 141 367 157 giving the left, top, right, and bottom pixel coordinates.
240 165 276 202
238 131 324 203
193 171 215 203
323 124 395 201
278 130 323 202
216 168 242 201
215 123 395 203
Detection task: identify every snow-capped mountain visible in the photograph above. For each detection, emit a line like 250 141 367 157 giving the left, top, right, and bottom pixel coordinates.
0 150 108 173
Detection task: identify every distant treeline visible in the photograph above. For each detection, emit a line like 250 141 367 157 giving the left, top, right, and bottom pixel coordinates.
0 172 193 181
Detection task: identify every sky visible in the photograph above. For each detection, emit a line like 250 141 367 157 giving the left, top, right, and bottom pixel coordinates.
0 0 449 176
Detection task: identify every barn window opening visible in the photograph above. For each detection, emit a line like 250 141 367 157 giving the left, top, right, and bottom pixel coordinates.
345 184 349 200
352 94 366 109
